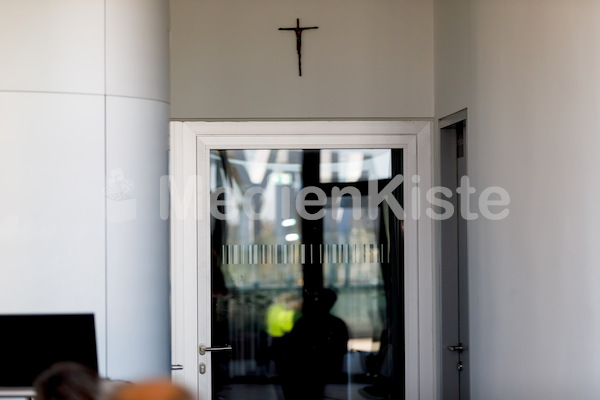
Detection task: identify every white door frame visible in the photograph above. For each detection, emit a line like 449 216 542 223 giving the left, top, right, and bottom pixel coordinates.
169 120 436 400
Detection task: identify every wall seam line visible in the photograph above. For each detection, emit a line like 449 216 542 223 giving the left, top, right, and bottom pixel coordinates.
0 90 169 105
106 93 170 105
104 0 109 379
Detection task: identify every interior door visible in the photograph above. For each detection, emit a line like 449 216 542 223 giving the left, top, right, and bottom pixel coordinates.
440 116 469 400
204 148 404 400
169 121 435 400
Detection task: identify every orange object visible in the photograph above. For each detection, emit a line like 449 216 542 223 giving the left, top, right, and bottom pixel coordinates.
108 380 193 400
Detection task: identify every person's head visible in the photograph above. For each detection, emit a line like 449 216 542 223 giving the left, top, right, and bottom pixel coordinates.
107 380 193 400
303 288 338 314
34 362 99 400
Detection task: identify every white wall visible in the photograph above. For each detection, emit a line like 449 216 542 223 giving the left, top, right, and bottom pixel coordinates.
171 0 434 119
0 0 170 382
435 0 600 398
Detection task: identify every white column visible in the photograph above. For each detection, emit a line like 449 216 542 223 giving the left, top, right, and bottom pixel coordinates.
0 0 170 381
104 0 170 381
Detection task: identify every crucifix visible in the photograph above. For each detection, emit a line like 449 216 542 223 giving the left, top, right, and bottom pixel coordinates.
279 18 319 76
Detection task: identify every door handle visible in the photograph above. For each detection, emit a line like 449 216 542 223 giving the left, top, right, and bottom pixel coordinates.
199 344 233 355
448 343 464 352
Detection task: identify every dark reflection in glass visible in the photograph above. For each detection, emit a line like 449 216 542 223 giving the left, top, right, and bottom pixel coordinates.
278 288 349 399
209 149 403 400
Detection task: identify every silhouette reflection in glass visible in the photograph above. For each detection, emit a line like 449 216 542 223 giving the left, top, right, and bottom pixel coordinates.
276 288 349 400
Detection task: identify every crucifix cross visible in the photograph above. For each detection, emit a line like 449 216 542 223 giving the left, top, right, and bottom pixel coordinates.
279 18 319 76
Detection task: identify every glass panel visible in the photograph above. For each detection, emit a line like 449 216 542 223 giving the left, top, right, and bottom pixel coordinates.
319 149 392 184
209 149 403 400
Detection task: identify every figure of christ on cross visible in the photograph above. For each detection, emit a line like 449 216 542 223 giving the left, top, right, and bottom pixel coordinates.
279 18 318 76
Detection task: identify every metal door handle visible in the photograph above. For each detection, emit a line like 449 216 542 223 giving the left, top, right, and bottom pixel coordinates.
199 344 233 355
448 343 464 352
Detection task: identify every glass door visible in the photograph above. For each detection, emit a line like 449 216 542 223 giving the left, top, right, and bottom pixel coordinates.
205 148 404 400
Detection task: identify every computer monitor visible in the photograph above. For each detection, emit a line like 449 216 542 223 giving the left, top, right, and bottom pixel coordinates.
0 314 98 388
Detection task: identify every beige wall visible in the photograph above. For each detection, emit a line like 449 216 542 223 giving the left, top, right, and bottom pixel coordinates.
170 0 434 119
434 0 470 118
173 0 600 397
435 0 600 398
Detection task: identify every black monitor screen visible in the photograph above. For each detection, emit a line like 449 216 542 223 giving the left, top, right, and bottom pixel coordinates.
0 314 98 387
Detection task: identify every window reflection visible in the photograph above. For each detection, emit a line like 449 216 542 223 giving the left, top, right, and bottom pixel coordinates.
210 149 402 400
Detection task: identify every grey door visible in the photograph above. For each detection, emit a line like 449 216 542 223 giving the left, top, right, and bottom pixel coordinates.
440 118 469 400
